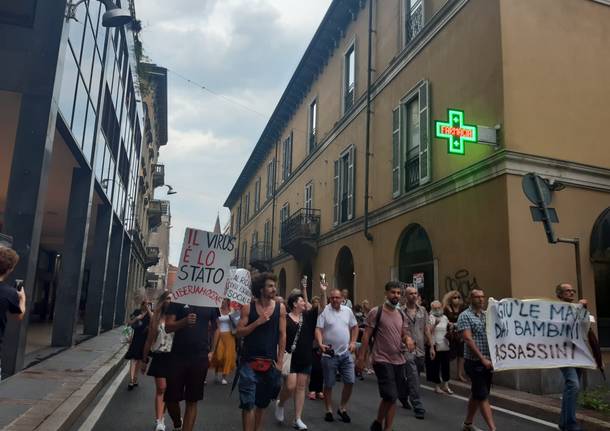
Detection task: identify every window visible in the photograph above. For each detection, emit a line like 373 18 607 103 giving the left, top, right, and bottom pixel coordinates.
241 240 247 266
251 231 258 248
266 159 276 199
392 80 430 196
308 99 318 153
280 203 290 225
304 181 313 213
264 219 271 255
282 133 293 181
230 213 234 235
333 146 355 225
254 177 261 212
244 192 250 224
405 0 424 44
392 108 401 197
343 44 356 113
236 204 242 230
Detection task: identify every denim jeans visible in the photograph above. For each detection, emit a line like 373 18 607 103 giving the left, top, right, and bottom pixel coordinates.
560 367 582 431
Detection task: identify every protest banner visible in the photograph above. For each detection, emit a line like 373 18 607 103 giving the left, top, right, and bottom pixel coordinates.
487 298 596 371
173 228 235 307
225 268 251 308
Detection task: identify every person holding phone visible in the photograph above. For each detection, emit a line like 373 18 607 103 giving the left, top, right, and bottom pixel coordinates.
0 247 26 380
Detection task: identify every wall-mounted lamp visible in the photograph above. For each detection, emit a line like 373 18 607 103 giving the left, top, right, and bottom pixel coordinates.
165 185 177 195
66 0 133 28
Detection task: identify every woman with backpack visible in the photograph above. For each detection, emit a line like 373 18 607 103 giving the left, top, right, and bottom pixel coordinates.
210 298 238 385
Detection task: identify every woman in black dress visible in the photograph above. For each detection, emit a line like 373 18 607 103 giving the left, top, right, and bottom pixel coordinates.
125 299 152 390
275 279 327 430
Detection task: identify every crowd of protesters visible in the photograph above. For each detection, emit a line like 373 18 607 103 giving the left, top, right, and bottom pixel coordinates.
111 265 599 431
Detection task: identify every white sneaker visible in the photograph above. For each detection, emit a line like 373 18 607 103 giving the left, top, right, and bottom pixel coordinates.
462 423 483 431
442 383 454 394
293 418 308 430
274 400 285 423
154 419 166 431
221 378 228 385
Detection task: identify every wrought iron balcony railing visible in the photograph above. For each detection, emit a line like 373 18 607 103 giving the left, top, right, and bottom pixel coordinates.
280 208 320 251
152 164 165 188
145 246 160 268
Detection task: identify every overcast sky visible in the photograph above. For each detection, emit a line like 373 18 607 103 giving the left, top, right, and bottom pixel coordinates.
136 0 332 264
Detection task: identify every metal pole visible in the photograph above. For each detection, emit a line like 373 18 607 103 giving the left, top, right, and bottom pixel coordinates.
557 237 583 299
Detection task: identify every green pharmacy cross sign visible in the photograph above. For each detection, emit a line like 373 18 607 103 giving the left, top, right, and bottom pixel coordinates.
435 109 478 155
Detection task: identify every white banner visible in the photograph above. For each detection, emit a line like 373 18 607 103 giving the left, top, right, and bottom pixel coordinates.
487 298 596 371
173 228 235 307
225 268 252 307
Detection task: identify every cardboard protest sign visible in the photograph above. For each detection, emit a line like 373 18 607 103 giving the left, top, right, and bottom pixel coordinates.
173 228 235 307
225 268 252 308
487 298 596 371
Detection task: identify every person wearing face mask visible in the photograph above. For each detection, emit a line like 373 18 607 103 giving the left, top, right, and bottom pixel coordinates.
357 281 415 431
426 300 452 395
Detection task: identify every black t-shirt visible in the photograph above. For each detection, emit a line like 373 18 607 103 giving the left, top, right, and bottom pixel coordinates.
129 309 150 336
286 307 319 369
0 282 21 354
166 302 220 357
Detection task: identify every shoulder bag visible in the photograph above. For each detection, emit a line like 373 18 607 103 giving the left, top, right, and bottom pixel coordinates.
282 315 303 376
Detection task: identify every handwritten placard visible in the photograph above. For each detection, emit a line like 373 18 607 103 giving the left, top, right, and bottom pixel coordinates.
487 298 596 371
173 228 235 307
225 268 252 307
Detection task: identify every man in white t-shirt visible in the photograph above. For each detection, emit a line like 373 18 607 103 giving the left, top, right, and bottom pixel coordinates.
315 289 358 423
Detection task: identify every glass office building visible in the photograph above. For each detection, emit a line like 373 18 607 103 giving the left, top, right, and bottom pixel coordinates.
0 1 166 376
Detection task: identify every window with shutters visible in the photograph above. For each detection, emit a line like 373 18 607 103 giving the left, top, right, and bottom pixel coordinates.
304 181 313 213
241 240 248 266
343 43 356 114
405 0 425 44
333 146 355 226
264 219 271 257
266 159 276 199
251 231 258 248
280 203 290 225
254 177 261 212
282 133 293 181
244 192 250 224
392 80 430 196
236 204 242 230
392 108 401 197
308 99 318 154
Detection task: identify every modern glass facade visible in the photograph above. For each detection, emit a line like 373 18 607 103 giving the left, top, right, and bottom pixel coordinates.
0 0 167 377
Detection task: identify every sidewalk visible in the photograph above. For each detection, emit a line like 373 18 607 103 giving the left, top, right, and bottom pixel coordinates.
0 328 126 431
448 379 610 431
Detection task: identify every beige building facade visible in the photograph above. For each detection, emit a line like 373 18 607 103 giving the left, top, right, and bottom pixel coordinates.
224 0 610 391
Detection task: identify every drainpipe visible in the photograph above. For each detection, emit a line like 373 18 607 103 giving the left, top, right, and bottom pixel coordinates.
364 0 374 242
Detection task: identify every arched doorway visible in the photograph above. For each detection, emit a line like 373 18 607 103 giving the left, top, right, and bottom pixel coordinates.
591 207 610 346
335 246 355 301
398 224 434 305
278 268 287 298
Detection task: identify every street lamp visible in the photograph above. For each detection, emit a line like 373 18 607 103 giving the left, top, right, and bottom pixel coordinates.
165 185 177 195
66 0 133 28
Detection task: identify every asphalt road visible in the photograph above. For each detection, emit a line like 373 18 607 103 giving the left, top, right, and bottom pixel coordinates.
73 365 554 431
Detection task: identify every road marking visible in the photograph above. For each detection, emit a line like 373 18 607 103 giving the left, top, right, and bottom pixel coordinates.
77 362 129 431
421 384 558 428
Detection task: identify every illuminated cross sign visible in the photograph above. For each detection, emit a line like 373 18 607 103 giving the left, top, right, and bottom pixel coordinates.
435 109 478 155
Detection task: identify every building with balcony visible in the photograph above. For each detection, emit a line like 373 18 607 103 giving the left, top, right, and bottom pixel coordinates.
225 0 610 393
0 1 169 376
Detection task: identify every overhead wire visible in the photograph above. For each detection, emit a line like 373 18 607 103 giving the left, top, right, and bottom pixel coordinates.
166 68 313 141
